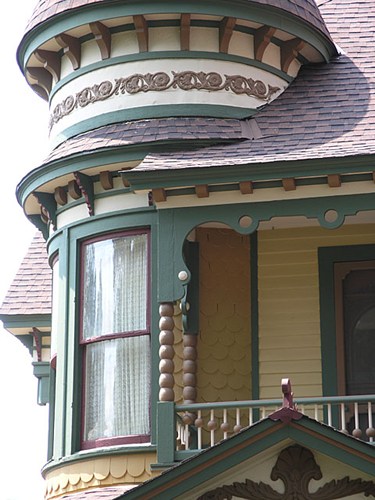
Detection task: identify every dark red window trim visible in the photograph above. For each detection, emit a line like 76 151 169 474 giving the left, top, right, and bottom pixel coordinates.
79 229 151 450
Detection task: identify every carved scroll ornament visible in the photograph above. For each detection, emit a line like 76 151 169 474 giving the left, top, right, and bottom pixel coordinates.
197 445 375 499
49 70 280 130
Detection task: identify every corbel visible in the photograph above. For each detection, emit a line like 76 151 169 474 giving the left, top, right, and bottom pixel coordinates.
219 17 236 53
55 33 81 70
152 188 167 202
68 179 82 200
327 174 341 188
34 49 61 81
282 178 296 191
31 327 43 362
26 67 52 97
34 191 57 229
195 184 209 198
180 14 191 51
281 38 305 73
239 181 253 194
74 172 95 215
254 25 276 61
133 15 148 52
89 21 111 60
100 171 113 190
54 186 67 205
28 214 49 240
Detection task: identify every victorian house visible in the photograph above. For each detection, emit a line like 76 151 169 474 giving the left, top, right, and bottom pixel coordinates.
1 0 375 498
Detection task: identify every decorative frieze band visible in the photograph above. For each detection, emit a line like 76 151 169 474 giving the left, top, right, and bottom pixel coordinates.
49 70 280 130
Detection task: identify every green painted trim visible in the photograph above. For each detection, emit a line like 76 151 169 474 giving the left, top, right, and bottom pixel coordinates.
17 149 145 209
318 244 375 397
42 444 157 476
50 50 291 100
250 231 259 402
46 209 159 456
155 194 375 302
18 0 335 71
291 419 375 476
50 105 256 150
157 402 176 464
123 415 375 499
48 367 56 459
150 226 160 444
0 314 51 329
32 361 51 405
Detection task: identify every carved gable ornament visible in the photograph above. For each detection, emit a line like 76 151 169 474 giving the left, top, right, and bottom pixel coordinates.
197 445 375 499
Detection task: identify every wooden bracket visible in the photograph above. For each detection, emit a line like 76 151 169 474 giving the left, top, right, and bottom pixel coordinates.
89 21 111 60
28 214 49 240
34 191 57 229
152 188 167 202
100 171 114 190
55 33 81 69
327 174 341 188
68 180 82 200
239 181 253 195
281 38 305 73
180 14 191 51
219 17 236 53
26 67 52 98
195 185 209 198
133 15 148 52
74 172 94 215
34 49 61 81
254 25 276 61
54 186 67 205
282 178 296 191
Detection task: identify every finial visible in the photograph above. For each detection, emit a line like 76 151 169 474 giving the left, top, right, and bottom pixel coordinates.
269 378 302 423
281 378 295 409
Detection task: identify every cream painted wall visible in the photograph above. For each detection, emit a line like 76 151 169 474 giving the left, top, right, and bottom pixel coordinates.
176 439 375 500
49 56 287 142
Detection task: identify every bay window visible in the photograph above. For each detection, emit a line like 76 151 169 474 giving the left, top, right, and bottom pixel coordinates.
80 231 150 449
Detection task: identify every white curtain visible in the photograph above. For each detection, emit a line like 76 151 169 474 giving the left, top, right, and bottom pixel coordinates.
81 233 150 441
82 234 148 339
84 335 151 441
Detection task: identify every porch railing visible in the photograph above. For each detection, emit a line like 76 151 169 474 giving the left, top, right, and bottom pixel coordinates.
157 395 375 464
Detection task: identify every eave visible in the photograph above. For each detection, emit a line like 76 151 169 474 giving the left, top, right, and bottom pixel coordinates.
121 153 375 191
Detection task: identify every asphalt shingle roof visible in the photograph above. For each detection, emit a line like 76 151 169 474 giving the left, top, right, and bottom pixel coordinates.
133 0 375 172
44 117 256 164
25 0 332 40
0 232 51 316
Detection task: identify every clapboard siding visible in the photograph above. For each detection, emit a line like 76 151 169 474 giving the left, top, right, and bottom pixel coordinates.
258 223 375 400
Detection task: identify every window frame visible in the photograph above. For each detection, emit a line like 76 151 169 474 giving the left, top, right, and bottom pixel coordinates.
79 229 151 450
318 244 375 397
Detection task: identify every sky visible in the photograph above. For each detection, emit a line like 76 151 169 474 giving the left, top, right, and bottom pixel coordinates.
1 2 50 499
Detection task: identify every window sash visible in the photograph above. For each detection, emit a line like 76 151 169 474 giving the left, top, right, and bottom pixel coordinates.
81 233 148 339
83 335 151 443
80 231 151 446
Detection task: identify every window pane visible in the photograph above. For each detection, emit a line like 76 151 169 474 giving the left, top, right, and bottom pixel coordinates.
84 335 151 441
82 234 147 338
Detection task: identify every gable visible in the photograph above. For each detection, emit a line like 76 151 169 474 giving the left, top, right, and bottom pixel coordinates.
119 415 375 500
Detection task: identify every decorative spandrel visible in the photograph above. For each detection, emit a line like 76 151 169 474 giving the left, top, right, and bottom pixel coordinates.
197 444 375 499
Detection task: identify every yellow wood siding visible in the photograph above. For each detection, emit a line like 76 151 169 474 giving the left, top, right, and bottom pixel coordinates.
196 228 251 403
258 223 375 399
